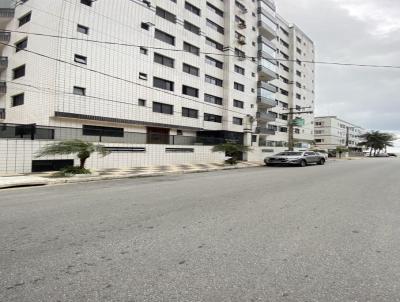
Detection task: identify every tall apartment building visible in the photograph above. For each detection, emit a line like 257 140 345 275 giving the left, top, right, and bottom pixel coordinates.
0 0 315 171
314 116 366 151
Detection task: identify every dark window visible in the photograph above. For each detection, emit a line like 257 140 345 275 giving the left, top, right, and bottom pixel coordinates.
156 6 176 23
184 21 201 35
140 47 148 55
12 64 25 79
83 125 124 137
185 2 200 16
182 63 199 76
15 38 28 52
138 99 146 106
154 53 174 68
81 0 92 6
205 75 223 87
139 72 147 80
234 65 245 75
280 63 289 72
182 107 198 118
233 99 244 108
204 94 223 105
153 102 173 115
153 77 174 91
234 82 244 92
183 42 200 56
141 22 150 30
207 2 223 17
204 113 222 123
155 29 175 45
18 11 31 27
77 24 89 34
205 37 223 51
234 48 245 59
233 117 243 125
11 93 24 107
74 54 87 64
73 86 86 96
206 19 224 34
205 56 223 69
280 88 289 96
182 85 199 97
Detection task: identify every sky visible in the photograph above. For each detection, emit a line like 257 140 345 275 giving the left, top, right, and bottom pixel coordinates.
276 0 400 151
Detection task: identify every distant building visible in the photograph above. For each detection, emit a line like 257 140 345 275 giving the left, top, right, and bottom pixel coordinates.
314 116 366 151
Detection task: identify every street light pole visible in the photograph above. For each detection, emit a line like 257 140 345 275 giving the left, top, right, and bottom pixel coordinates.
285 107 313 151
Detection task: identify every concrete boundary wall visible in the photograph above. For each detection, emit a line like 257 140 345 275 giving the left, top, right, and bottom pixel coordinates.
0 139 225 174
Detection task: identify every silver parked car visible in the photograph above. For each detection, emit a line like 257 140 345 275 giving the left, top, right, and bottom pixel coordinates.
265 151 326 167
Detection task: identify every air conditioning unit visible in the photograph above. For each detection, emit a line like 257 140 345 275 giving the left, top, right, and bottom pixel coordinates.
238 36 246 45
238 22 247 29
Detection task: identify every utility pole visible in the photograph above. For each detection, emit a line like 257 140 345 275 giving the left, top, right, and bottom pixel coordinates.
285 107 313 151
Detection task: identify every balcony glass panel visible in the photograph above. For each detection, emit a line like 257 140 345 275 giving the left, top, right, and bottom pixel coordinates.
259 1 276 17
260 43 276 57
259 87 275 100
259 14 277 31
259 58 277 73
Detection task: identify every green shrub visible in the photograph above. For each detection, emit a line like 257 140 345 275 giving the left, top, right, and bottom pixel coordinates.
53 166 91 177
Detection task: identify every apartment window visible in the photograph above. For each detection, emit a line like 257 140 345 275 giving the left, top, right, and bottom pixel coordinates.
207 2 223 17
233 117 243 125
205 56 223 69
280 40 289 48
296 82 301 88
234 65 245 75
12 64 25 79
156 6 176 23
185 2 201 16
139 72 147 80
138 99 146 106
18 11 31 27
280 64 289 72
153 102 173 114
15 38 28 52
83 125 124 137
205 37 223 51
296 48 302 55
233 99 244 108
234 82 244 92
234 48 246 59
296 93 301 100
73 86 86 96
154 29 175 45
74 54 87 64
183 42 199 56
154 53 174 68
294 128 300 134
315 139 324 143
296 70 302 77
11 93 24 107
77 24 89 34
296 59 302 66
140 47 148 55
281 27 289 36
280 76 289 84
280 88 289 96
81 0 92 6
182 85 199 97
297 36 302 43
182 63 199 76
206 19 224 34
141 22 150 30
204 94 223 105
280 127 288 133
153 77 174 91
184 21 201 35
205 75 223 87
204 113 222 123
182 107 198 118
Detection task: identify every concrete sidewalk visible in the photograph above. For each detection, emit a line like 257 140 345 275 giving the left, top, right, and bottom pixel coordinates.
0 162 264 189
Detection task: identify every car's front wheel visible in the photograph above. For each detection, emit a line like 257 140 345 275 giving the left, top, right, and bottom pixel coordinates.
318 158 325 165
299 160 307 167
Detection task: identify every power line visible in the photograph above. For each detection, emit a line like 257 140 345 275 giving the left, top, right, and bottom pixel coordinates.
3 29 400 69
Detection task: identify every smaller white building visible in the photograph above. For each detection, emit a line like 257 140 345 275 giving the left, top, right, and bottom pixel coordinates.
314 116 365 151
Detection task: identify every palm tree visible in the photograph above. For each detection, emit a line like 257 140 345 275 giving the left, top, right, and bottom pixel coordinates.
358 131 396 156
36 139 109 169
212 143 251 165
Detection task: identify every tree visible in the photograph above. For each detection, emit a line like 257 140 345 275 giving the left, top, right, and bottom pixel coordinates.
36 139 110 169
212 143 251 165
335 146 348 159
358 131 396 156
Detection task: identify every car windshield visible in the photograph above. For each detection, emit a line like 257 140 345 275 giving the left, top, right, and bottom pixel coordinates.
276 152 303 156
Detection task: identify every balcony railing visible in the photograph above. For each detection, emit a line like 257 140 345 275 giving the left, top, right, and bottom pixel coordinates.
0 8 14 18
258 58 278 81
0 81 6 93
256 111 276 123
257 88 276 108
256 127 275 135
0 31 10 42
0 56 8 69
0 108 5 120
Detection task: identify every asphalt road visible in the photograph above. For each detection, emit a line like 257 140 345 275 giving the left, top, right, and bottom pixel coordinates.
1 158 400 302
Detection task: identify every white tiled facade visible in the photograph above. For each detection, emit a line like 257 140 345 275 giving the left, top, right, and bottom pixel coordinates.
314 116 366 151
0 0 315 172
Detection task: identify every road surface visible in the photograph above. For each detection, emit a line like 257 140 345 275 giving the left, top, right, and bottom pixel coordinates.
1 158 400 301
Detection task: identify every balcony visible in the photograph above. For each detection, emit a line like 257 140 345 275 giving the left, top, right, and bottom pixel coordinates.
256 127 275 135
258 36 276 60
257 83 277 109
256 111 276 123
0 31 10 43
0 108 5 120
0 1 14 28
0 56 7 70
258 13 277 41
0 81 6 94
258 58 278 81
